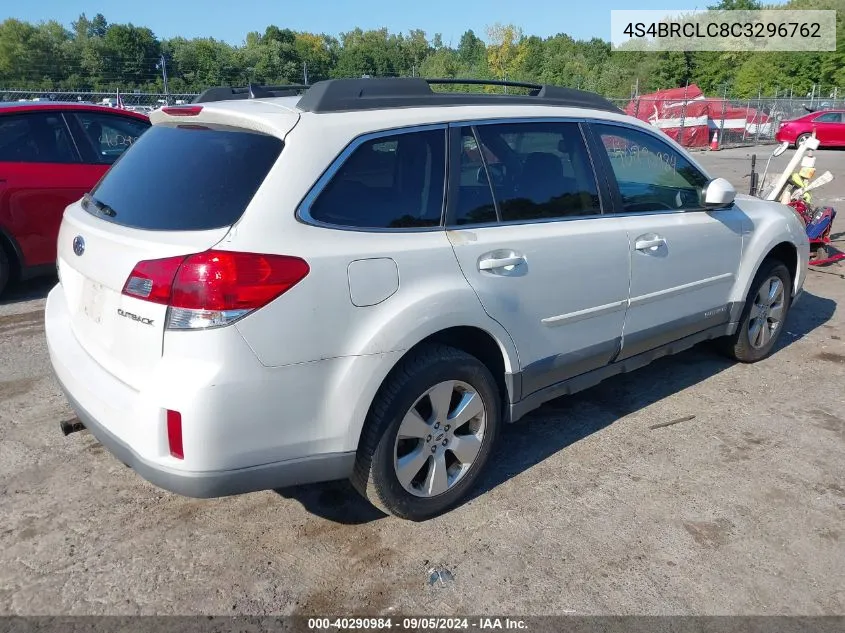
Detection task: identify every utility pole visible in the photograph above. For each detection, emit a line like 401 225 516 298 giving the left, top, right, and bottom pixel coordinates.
303 62 308 85
159 54 170 105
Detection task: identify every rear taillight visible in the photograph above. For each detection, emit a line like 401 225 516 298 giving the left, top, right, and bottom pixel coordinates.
123 256 185 304
122 250 309 330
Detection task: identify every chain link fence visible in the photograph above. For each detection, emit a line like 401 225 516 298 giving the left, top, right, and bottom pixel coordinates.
611 95 845 149
4 88 843 150
0 90 199 114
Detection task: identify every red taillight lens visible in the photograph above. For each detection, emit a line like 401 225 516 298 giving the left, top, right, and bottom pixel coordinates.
122 255 186 304
170 251 310 311
122 250 310 329
162 105 203 116
166 409 183 459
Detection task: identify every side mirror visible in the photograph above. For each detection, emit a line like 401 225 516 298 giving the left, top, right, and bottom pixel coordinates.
703 177 736 209
772 141 789 157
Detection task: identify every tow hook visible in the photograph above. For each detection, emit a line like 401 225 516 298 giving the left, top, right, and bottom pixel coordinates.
60 419 86 436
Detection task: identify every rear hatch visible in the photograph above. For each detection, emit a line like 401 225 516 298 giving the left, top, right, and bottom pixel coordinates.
56 102 298 390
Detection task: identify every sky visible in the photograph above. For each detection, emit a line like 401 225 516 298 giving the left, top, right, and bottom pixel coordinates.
6 0 707 45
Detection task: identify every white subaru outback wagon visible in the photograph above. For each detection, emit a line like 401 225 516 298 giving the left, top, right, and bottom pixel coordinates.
46 78 810 520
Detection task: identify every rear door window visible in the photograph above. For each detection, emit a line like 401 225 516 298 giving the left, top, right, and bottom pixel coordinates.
0 112 78 164
306 128 446 229
451 121 601 225
70 111 150 164
453 129 498 225
86 123 283 231
472 121 602 222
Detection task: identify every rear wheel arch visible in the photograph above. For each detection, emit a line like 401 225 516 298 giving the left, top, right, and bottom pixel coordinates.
349 325 515 450
411 326 513 410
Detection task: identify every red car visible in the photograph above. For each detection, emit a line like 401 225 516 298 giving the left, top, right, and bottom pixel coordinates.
0 101 150 295
775 109 845 148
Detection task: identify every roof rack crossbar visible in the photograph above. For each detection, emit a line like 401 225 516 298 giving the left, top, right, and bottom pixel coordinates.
191 77 624 115
294 77 623 114
193 84 310 104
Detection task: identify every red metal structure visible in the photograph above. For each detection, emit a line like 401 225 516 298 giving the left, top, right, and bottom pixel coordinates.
625 85 771 148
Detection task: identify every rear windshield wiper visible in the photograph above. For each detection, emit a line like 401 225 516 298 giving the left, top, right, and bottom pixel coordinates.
83 193 118 218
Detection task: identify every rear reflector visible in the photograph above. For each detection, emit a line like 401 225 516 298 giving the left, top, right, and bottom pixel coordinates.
122 250 310 329
166 410 183 459
162 105 203 116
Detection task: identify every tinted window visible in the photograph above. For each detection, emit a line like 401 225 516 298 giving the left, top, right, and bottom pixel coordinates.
453 128 498 225
87 124 282 231
309 129 446 228
73 112 150 164
0 112 77 164
593 124 709 213
469 122 601 222
814 112 842 123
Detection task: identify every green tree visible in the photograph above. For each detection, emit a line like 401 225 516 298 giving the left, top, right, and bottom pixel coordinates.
295 32 338 83
101 24 160 87
652 52 695 89
486 23 525 83
457 29 485 67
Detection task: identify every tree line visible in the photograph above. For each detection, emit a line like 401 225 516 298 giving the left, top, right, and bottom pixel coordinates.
0 0 842 99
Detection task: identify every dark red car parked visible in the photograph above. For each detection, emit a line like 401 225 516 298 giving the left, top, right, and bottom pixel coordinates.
775 109 845 148
0 101 150 295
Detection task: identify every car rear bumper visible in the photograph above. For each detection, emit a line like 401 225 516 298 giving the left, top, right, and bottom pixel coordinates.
775 129 797 144
45 283 357 498
54 375 355 498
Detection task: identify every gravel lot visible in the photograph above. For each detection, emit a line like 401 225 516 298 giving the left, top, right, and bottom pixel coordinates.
1 145 843 616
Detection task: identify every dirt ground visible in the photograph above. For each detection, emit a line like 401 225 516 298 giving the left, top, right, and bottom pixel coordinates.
1 145 843 616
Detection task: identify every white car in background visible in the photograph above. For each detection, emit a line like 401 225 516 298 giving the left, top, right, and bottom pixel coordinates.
45 78 809 520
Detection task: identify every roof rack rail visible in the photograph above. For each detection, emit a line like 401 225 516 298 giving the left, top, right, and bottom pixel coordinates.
294 77 624 114
193 83 309 104
426 78 544 92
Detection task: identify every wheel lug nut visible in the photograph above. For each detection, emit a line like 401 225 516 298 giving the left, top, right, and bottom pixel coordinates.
442 439 448 446
444 425 450 431
434 422 440 430
430 446 437 453
426 435 431 442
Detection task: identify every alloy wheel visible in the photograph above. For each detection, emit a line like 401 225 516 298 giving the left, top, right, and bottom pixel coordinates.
747 275 785 349
393 380 487 498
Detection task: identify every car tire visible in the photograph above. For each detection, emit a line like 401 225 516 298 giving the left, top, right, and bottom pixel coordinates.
351 344 501 521
719 259 792 363
0 246 10 297
796 133 812 148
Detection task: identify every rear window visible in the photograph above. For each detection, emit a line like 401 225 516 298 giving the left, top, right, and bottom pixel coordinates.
86 123 283 231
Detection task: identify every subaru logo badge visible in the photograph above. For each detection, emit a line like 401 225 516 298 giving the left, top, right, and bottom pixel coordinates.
72 236 85 256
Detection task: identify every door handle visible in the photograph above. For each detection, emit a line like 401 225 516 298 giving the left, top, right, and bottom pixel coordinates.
478 255 526 271
635 236 667 251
